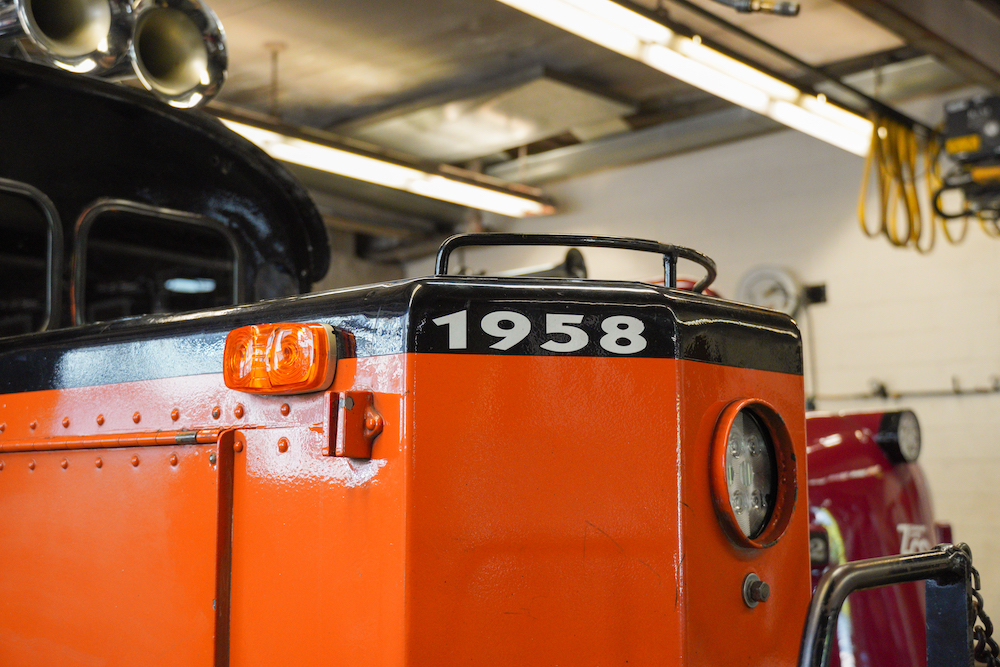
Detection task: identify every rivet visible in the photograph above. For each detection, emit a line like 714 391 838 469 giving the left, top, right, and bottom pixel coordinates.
234 440 244 453
234 404 244 419
60 459 68 469
209 452 217 465
96 414 105 426
0 422 5 433
132 412 141 424
280 403 290 417
169 453 179 466
29 420 37 430
95 457 103 469
131 455 140 467
0 461 4 471
62 417 70 428
28 460 35 471
365 415 379 431
170 408 180 421
277 437 289 453
212 407 221 419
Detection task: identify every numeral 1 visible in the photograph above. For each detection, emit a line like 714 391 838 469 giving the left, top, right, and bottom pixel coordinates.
432 310 467 349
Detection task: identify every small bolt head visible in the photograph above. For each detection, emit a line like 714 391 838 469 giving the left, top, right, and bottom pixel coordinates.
277 437 289 453
0 422 5 433
132 412 141 424
234 440 244 453
29 420 37 430
95 457 103 469
0 461 5 471
170 408 180 421
62 417 70 428
131 455 140 467
169 454 179 466
751 580 771 602
212 407 221 419
96 414 105 426
209 452 217 465
28 460 35 471
742 573 770 608
280 403 290 417
234 404 245 419
60 459 68 469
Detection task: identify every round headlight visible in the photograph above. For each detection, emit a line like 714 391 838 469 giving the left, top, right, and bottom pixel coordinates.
724 409 777 539
876 410 921 463
711 399 797 548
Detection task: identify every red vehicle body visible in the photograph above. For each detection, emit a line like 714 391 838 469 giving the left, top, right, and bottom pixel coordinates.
806 410 942 667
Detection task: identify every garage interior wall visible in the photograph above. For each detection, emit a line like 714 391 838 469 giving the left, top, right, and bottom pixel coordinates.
406 128 1000 617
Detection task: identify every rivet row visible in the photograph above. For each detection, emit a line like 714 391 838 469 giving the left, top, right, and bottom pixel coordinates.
0 452 197 471
1 403 300 434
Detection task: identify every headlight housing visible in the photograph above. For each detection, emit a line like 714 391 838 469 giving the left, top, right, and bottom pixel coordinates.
875 410 921 463
711 399 797 548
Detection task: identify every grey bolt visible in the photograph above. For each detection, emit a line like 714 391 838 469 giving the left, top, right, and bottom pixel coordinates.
743 573 771 608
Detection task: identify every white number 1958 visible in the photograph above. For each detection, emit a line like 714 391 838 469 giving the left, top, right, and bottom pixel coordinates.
431 310 647 354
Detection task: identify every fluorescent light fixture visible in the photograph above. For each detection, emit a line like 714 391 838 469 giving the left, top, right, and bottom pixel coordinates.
221 120 554 218
496 0 873 156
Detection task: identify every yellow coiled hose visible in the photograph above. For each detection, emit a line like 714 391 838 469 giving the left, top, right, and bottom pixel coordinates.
859 116 968 252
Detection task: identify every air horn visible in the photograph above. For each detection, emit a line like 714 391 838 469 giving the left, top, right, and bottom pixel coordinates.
0 0 226 108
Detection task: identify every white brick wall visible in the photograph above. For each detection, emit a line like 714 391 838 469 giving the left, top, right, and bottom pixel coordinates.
407 128 1000 619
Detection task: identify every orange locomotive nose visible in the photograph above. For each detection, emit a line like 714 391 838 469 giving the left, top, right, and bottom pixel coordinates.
0 236 809 667
397 284 810 666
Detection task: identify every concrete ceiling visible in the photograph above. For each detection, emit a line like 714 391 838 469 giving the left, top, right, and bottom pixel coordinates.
203 0 1000 258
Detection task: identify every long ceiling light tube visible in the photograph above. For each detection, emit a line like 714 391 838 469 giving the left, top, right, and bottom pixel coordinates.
220 119 555 218
497 0 873 156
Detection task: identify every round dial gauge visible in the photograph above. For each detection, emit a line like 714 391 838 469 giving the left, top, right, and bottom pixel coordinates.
735 266 802 316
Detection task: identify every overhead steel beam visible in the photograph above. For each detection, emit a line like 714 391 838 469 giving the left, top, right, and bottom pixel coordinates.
835 0 1000 95
309 190 442 239
487 106 780 185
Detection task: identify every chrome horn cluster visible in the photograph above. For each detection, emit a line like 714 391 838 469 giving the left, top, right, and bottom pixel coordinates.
0 0 225 108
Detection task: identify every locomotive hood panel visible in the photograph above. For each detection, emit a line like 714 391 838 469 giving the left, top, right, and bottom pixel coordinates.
0 276 808 667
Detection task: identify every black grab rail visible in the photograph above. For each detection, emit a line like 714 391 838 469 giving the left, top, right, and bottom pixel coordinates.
434 233 717 293
800 543 974 667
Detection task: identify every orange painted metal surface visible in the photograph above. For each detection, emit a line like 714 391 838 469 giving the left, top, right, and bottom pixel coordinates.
228 354 407 667
405 353 684 664
679 360 810 666
401 353 809 666
0 372 331 444
0 348 808 665
0 445 224 666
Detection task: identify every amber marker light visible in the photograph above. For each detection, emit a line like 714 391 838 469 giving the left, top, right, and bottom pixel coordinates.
224 323 337 395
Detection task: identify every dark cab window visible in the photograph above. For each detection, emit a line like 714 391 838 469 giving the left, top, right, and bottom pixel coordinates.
80 205 239 324
0 189 56 336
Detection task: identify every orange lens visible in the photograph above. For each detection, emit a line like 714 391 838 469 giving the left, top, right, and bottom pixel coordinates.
225 327 256 385
223 323 337 394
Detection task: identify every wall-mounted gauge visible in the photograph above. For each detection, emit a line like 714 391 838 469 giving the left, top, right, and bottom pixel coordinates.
736 265 802 316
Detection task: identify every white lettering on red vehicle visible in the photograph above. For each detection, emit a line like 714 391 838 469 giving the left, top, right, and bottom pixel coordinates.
897 523 932 554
